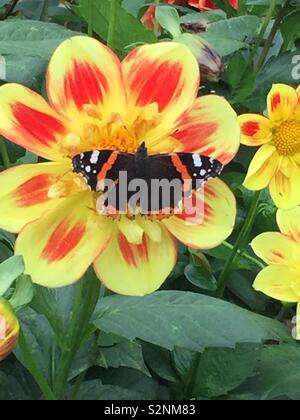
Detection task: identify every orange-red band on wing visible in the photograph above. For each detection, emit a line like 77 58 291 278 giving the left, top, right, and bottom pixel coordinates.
97 152 118 181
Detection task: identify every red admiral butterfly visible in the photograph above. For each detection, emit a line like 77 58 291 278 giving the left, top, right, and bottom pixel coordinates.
72 143 223 214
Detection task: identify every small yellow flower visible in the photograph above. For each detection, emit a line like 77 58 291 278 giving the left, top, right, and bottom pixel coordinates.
239 84 300 209
252 206 300 339
0 298 19 362
0 36 240 296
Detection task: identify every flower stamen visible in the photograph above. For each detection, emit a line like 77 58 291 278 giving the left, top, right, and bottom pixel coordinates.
273 120 300 156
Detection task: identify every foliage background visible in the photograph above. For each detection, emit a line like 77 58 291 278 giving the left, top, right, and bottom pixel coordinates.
0 0 300 400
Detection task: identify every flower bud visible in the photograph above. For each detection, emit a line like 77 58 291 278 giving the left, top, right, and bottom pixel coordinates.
0 298 19 362
174 33 224 82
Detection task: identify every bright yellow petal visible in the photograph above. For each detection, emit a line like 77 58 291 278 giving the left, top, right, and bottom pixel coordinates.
162 178 236 249
94 224 177 296
169 95 240 164
253 265 299 303
238 113 273 146
251 232 300 267
243 144 280 190
269 157 300 209
0 84 66 161
267 84 298 124
277 206 300 244
47 36 126 122
15 193 112 288
0 162 70 233
122 42 199 150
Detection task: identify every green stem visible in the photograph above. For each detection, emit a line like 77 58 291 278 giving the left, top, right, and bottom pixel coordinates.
247 0 277 67
215 191 261 298
0 137 10 169
18 329 57 400
153 0 160 37
54 275 100 399
40 0 49 21
87 0 93 36
255 2 289 72
222 241 265 269
107 0 119 49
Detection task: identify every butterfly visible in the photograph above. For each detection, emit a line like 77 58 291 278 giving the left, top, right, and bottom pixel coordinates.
72 142 223 214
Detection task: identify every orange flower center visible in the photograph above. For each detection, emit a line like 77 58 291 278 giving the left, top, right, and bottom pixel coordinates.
99 127 138 153
273 120 300 156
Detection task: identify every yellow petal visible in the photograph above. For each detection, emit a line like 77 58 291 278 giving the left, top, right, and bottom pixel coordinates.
170 95 240 164
94 224 177 296
267 84 298 124
243 144 280 190
238 113 273 146
0 84 66 161
15 193 112 288
0 162 70 233
269 157 300 209
47 36 126 122
277 206 300 244
253 265 299 303
163 178 236 249
122 42 199 149
251 232 300 267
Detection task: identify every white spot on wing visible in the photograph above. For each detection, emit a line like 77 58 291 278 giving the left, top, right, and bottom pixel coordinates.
90 150 100 164
200 169 207 176
192 154 202 167
86 165 91 173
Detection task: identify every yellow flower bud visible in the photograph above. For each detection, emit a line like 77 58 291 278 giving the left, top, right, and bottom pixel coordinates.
0 298 19 362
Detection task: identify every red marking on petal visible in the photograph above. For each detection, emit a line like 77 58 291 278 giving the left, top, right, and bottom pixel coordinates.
118 233 149 267
173 121 217 153
271 93 281 111
41 220 86 263
136 236 149 261
242 121 260 136
64 60 109 109
12 103 65 146
130 60 183 112
205 184 218 198
272 250 284 259
14 174 52 207
118 233 136 267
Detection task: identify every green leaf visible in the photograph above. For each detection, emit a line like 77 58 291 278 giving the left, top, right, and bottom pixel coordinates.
14 306 57 383
156 5 182 38
0 20 80 89
94 291 291 352
191 344 261 398
201 16 262 56
0 361 41 400
0 255 24 297
184 264 217 291
74 379 149 400
97 335 150 376
280 10 300 51
9 275 34 309
231 344 300 400
74 0 156 54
